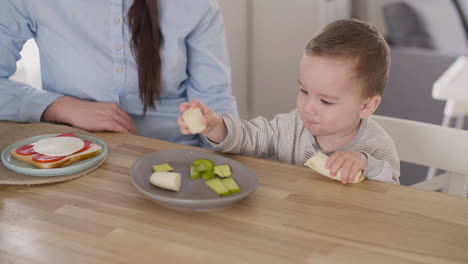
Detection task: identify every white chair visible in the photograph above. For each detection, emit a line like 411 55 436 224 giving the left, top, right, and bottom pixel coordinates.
426 56 468 180
433 55 468 128
372 114 468 197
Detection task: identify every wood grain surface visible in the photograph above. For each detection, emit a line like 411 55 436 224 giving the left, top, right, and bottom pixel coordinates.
1 124 468 264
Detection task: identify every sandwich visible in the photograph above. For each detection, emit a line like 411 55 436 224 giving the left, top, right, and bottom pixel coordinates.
304 152 365 183
10 133 102 169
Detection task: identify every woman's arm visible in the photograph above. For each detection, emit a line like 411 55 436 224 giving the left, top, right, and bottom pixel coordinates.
0 1 136 133
184 1 238 122
0 1 62 122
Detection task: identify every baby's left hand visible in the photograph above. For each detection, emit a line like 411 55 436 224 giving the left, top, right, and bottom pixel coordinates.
326 151 367 184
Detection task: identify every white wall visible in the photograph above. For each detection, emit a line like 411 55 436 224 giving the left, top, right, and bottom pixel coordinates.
218 0 249 118
10 39 42 90
352 0 399 33
250 1 322 119
221 0 351 119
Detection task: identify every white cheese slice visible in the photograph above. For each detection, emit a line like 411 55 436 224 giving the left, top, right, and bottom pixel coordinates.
150 171 181 191
182 107 207 134
33 136 85 156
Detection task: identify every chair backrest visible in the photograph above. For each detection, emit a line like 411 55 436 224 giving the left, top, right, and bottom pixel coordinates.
372 115 468 175
433 56 468 102
432 56 468 117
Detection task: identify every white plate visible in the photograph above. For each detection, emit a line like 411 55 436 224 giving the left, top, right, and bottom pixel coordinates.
1 134 108 177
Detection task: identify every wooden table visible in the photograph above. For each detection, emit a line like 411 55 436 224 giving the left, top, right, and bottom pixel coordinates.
1 129 468 264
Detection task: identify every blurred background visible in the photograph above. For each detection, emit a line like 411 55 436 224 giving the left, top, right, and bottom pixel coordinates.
12 0 468 185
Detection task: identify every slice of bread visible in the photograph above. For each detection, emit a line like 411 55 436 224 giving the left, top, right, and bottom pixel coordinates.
10 144 102 169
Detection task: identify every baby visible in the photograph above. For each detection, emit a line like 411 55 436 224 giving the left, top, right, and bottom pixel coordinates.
178 19 400 184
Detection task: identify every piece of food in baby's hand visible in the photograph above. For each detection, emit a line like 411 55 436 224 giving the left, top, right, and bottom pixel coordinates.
152 163 173 172
205 178 230 196
304 152 365 183
221 177 240 194
214 165 231 177
150 171 181 191
182 107 207 134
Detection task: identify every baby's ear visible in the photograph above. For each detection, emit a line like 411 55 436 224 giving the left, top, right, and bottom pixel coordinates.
359 95 381 119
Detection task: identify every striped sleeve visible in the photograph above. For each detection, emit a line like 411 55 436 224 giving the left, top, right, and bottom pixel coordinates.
363 144 400 184
361 119 400 184
210 114 284 158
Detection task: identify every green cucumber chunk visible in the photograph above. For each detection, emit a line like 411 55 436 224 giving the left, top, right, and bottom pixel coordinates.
190 165 200 179
192 159 214 172
201 169 216 180
214 164 231 177
152 163 173 172
221 177 240 194
205 178 230 196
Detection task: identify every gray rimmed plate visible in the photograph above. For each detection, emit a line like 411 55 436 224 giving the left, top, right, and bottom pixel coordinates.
130 149 258 211
1 134 108 177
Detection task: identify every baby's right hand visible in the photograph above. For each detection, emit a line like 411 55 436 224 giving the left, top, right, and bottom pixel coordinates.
177 98 222 135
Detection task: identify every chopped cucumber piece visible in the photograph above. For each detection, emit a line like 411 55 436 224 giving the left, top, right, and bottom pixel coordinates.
195 162 208 172
214 165 231 177
221 177 240 194
201 169 216 180
192 159 214 172
205 178 230 196
190 165 200 179
152 163 173 172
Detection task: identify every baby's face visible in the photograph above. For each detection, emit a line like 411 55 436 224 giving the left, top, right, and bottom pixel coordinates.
296 53 367 137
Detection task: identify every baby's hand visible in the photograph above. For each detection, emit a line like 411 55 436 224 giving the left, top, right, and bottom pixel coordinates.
177 98 222 135
326 151 367 184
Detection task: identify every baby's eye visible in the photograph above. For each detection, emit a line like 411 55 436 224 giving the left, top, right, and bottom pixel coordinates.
321 99 333 105
300 88 308 95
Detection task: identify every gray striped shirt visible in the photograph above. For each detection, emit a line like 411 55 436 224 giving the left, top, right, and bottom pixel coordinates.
209 109 400 184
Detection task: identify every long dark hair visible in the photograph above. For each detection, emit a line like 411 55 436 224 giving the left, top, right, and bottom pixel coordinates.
128 0 164 115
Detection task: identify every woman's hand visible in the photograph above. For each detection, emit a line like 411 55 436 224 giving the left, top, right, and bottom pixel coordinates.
178 98 227 143
326 151 367 184
42 96 137 134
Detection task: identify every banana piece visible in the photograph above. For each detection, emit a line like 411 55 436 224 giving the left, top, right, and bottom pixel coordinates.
304 152 365 183
182 107 207 134
150 171 181 191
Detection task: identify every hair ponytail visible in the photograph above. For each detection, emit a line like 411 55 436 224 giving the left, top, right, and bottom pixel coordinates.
128 0 163 115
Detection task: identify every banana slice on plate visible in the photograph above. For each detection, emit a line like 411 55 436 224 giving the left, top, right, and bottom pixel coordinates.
150 171 181 191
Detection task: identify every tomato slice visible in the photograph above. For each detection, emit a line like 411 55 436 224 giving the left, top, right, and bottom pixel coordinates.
15 144 37 156
73 140 93 154
57 133 78 138
32 153 66 163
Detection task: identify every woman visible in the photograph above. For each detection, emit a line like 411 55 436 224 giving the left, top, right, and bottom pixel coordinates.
0 0 238 147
